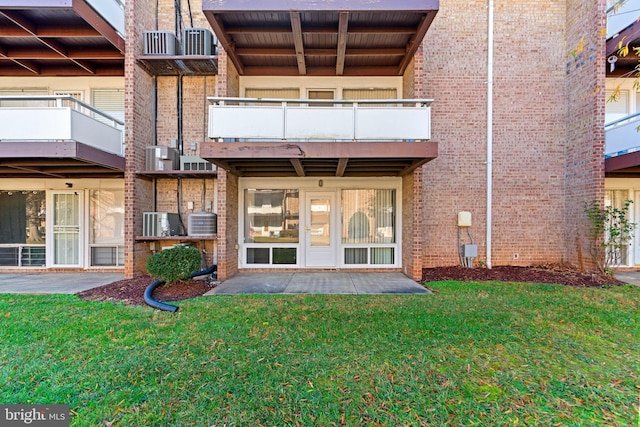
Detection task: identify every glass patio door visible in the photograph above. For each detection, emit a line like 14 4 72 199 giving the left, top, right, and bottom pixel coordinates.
52 192 82 266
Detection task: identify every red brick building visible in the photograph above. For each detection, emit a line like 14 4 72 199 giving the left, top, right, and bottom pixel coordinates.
0 0 606 282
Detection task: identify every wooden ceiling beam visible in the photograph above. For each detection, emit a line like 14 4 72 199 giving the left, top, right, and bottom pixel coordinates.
0 25 102 38
0 10 95 74
397 11 437 74
207 14 244 75
242 65 400 76
336 158 348 177
0 43 39 74
236 47 406 57
336 12 349 75
224 25 416 35
290 158 306 176
289 11 306 75
5 47 123 60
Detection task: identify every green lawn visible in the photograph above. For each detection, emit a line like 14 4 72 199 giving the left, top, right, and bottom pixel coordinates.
0 281 638 426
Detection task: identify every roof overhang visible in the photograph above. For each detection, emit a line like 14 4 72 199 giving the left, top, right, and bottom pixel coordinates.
200 141 437 177
202 0 439 76
606 18 640 77
0 141 124 178
0 0 125 76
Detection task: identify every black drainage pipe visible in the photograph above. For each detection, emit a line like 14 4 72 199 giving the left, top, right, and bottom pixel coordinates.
144 265 217 312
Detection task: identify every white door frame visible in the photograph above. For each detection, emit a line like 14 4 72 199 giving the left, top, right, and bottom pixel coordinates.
47 190 84 268
304 191 337 267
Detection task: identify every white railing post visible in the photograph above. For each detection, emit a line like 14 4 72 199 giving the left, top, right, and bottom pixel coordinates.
353 102 358 141
282 101 287 140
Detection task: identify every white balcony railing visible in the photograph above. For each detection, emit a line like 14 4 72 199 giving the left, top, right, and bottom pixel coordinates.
208 97 433 141
607 0 640 38
0 96 124 156
605 113 640 157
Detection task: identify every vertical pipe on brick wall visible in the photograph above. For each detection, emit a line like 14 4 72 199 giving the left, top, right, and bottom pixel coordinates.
486 0 494 269
152 76 158 210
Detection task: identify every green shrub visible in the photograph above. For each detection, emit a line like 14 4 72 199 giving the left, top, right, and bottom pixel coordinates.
146 245 202 284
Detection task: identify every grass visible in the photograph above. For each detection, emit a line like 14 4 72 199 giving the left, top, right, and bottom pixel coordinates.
0 281 639 426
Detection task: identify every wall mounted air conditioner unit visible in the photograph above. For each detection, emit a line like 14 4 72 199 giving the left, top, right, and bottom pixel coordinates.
143 212 180 237
145 146 179 171
188 212 217 237
180 155 216 171
143 31 178 55
182 28 217 55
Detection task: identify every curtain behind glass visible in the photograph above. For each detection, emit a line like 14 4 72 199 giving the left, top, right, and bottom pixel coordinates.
342 189 395 244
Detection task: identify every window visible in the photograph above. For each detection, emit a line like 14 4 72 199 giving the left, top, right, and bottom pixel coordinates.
91 88 124 126
0 191 46 266
0 88 48 107
605 189 631 266
342 189 396 266
606 89 629 123
89 189 124 266
244 189 299 266
342 189 396 244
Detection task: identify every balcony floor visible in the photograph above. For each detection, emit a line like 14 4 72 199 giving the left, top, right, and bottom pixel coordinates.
0 141 124 178
200 140 438 177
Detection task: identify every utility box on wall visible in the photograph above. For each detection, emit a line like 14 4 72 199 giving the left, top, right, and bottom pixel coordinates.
457 211 472 227
462 244 478 258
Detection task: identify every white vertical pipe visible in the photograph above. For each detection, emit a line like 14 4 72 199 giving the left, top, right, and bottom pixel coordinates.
486 0 494 268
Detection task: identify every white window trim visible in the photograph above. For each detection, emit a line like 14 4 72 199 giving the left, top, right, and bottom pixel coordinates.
238 177 402 269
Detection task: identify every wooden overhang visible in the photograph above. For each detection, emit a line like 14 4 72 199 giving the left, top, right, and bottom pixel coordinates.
0 0 124 76
605 151 640 177
202 0 439 76
0 141 124 178
606 18 640 78
199 141 438 177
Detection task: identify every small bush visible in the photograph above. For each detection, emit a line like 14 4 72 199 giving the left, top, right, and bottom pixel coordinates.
146 245 202 284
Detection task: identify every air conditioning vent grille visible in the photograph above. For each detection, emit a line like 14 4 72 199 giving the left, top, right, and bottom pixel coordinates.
182 28 216 56
188 212 217 237
144 31 177 55
180 155 216 171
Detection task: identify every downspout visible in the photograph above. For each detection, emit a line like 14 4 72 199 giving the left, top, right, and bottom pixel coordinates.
486 0 494 269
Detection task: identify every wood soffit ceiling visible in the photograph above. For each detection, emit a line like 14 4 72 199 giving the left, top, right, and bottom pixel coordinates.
203 0 439 76
0 0 125 76
607 19 640 78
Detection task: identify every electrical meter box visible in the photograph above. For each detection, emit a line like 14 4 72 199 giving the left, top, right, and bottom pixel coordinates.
458 211 472 227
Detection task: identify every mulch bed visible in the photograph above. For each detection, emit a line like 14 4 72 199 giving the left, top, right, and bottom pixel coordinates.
76 274 215 306
77 264 624 306
422 264 624 288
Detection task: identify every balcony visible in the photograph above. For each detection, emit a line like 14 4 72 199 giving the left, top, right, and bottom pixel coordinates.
0 96 125 178
202 97 437 177
605 113 640 158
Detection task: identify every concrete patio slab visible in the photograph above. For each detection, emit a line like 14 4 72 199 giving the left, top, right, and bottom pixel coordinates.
206 272 430 295
0 272 124 294
207 272 294 294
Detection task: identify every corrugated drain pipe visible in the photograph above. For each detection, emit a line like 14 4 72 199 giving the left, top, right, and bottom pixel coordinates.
144 264 217 312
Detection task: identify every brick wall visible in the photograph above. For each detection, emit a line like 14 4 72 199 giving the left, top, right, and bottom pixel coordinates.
124 0 155 278
420 0 602 269
564 0 606 269
126 0 219 277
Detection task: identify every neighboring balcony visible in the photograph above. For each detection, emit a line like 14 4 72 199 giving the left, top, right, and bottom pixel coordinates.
0 96 125 178
605 113 640 158
203 97 437 177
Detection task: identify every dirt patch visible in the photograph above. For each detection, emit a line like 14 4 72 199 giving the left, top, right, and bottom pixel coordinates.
422 264 624 288
77 264 624 306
